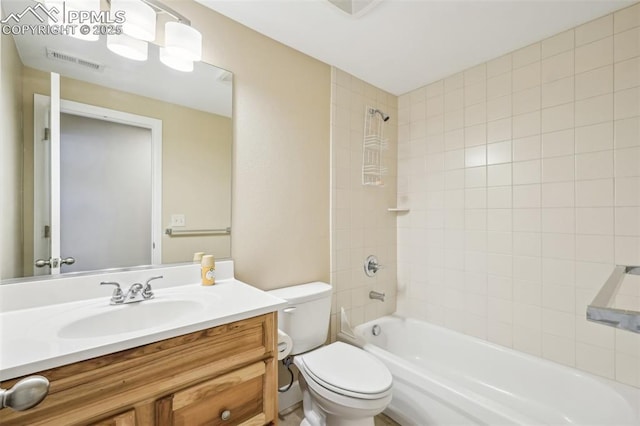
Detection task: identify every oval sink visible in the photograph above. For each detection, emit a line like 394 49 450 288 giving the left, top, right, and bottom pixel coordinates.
58 299 204 339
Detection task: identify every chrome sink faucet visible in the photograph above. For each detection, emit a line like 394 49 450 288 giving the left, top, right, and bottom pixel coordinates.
100 276 163 305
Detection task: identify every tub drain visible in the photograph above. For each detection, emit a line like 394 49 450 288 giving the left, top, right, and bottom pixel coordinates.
372 324 381 336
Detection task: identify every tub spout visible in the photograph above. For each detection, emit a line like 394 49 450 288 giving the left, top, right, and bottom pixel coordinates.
369 290 385 302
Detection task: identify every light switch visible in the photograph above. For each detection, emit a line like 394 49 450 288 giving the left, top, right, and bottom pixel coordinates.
171 214 186 227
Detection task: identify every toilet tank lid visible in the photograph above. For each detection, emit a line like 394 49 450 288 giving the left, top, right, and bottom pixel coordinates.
267 282 332 304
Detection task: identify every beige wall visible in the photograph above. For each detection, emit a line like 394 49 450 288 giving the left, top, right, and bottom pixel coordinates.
168 1 331 290
329 68 398 341
0 32 24 279
20 68 232 275
397 3 640 388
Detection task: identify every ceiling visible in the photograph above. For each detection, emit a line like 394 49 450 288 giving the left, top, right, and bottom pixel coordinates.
197 0 634 95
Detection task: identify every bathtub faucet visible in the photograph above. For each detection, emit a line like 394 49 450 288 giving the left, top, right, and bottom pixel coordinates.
369 290 385 302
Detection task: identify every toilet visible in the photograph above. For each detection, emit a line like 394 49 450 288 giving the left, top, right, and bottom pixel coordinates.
268 282 392 426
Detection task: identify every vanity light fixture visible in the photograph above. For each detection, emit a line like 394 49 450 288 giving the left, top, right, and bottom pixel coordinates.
111 0 156 42
108 0 203 72
106 33 148 61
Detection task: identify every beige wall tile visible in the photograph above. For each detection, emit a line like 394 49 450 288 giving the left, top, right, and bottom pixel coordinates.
542 103 574 133
577 343 615 379
576 207 614 235
542 208 575 233
575 94 614 126
513 159 541 185
487 72 512 99
445 109 464 131
614 27 640 62
542 129 574 158
513 135 542 162
488 163 512 187
445 72 464 92
615 117 640 148
542 76 574 108
513 184 541 208
542 51 575 83
575 65 613 100
615 3 640 33
575 122 614 153
513 62 541 92
615 57 640 91
487 54 512 78
426 80 444 99
576 178 614 207
616 176 640 206
487 118 512 144
444 88 464 112
513 87 541 115
575 14 613 47
487 95 512 121
513 43 541 69
542 155 575 183
576 150 614 180
575 235 614 263
615 206 640 236
488 140 512 164
465 102 486 126
464 64 487 86
615 147 640 177
614 87 640 120
513 111 541 138
542 30 575 58
465 123 487 147
542 182 575 208
575 37 613 74
465 80 487 106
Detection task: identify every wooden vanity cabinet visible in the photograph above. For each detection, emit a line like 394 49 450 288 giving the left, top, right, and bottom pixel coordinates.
0 313 278 426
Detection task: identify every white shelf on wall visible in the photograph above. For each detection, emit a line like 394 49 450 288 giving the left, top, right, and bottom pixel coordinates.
387 208 410 213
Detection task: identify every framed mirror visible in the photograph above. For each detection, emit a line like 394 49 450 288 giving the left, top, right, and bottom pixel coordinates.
1 0 233 282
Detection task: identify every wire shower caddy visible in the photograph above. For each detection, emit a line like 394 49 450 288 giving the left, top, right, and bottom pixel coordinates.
362 106 388 186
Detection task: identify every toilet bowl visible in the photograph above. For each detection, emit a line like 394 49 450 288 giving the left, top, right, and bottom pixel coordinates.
295 342 392 426
267 283 393 426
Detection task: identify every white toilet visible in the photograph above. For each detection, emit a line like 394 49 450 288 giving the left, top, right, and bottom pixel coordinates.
268 282 392 426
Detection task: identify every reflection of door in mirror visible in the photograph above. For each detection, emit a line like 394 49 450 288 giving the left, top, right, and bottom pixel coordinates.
33 93 162 276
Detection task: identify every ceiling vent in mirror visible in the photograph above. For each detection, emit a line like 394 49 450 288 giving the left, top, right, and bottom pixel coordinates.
46 48 105 72
216 70 233 84
327 0 382 17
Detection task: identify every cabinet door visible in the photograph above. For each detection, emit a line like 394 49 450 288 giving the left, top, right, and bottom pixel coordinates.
91 409 136 426
156 361 268 426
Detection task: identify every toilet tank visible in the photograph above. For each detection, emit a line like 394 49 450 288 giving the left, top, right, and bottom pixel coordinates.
268 282 332 355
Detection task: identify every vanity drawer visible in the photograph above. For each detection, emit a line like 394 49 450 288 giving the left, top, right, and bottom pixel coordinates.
157 361 268 426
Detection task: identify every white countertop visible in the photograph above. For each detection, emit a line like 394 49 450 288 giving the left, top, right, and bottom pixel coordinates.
0 269 286 380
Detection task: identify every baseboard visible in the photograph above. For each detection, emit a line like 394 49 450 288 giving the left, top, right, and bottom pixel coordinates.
278 380 302 412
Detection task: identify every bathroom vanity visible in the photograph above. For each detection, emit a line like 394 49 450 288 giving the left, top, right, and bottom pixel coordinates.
0 262 285 425
1 313 277 425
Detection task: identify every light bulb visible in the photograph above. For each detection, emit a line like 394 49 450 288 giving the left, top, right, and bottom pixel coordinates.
107 34 148 61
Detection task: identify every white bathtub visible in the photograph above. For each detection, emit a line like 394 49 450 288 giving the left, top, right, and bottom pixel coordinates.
351 316 640 426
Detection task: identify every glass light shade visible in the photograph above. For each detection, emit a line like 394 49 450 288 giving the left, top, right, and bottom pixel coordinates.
107 34 148 61
159 47 193 72
111 0 156 42
164 22 202 61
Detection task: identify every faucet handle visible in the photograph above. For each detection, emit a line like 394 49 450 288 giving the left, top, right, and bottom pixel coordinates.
142 275 163 299
100 282 124 304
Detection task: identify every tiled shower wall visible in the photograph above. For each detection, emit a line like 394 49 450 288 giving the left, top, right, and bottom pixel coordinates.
396 3 640 388
330 67 398 342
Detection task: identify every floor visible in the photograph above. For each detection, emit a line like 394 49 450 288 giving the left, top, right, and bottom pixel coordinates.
279 404 400 426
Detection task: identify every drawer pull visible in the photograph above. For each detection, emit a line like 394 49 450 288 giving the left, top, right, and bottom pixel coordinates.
221 410 231 421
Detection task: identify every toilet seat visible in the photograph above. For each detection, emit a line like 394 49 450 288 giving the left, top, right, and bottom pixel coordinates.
296 342 393 400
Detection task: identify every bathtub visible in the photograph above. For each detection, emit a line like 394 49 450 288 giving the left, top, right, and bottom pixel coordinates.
350 316 640 426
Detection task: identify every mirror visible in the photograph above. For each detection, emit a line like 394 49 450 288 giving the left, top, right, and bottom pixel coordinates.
1 0 233 282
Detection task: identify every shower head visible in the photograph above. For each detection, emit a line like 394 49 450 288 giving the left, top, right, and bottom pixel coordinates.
371 108 390 122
